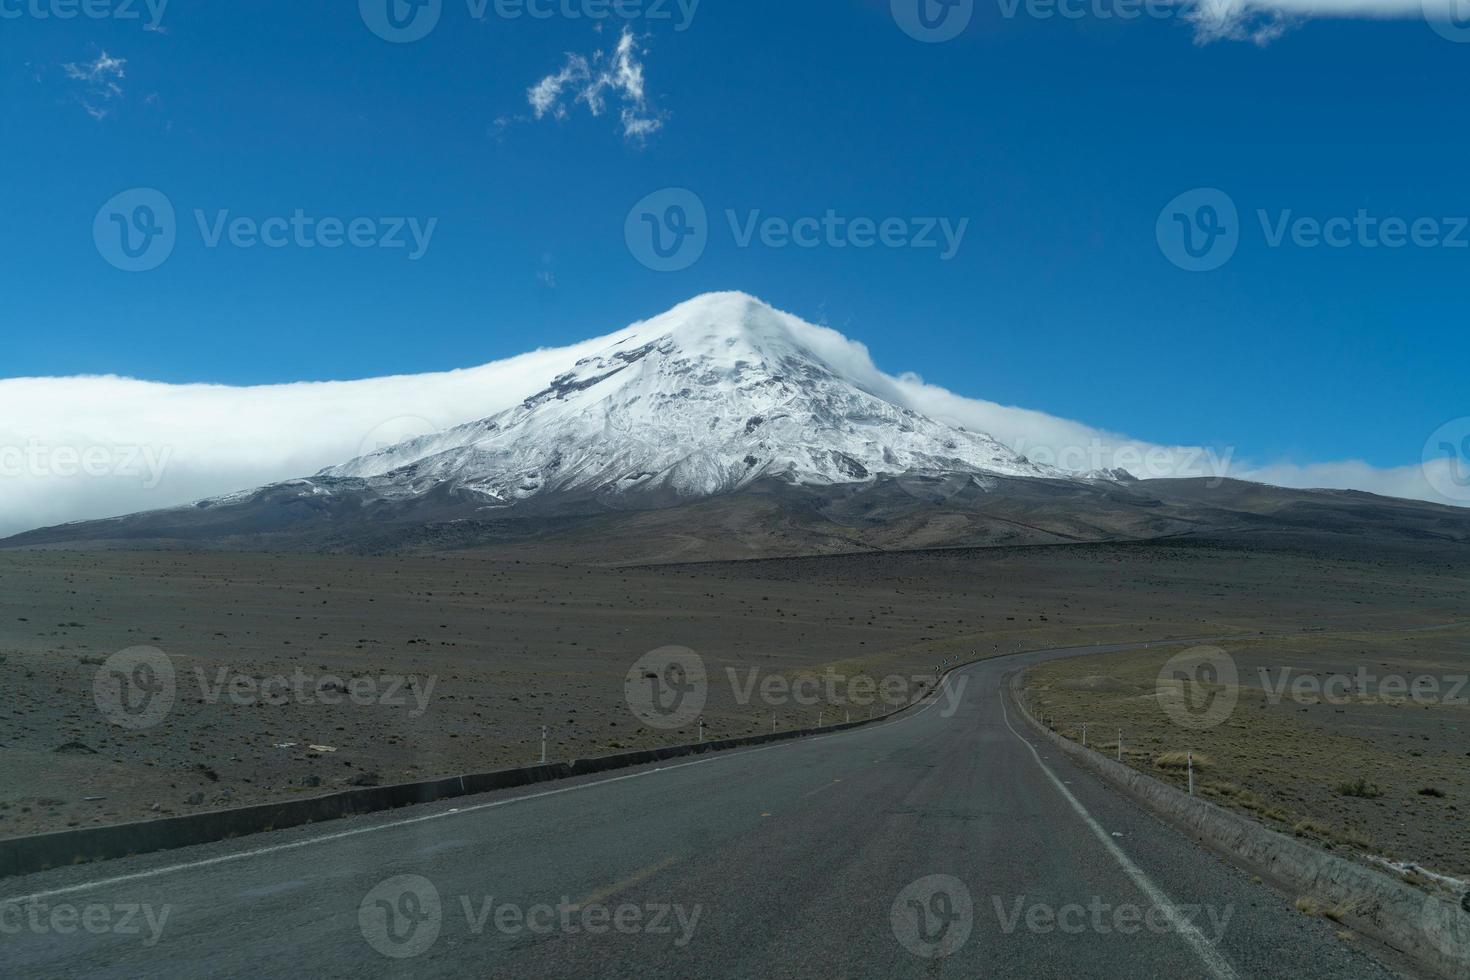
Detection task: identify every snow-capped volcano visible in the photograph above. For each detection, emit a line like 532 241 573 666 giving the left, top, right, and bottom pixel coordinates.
316 292 1059 506
12 292 1469 555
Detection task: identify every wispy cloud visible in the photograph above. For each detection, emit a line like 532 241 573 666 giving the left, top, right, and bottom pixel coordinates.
62 50 127 120
525 28 666 141
1184 0 1463 45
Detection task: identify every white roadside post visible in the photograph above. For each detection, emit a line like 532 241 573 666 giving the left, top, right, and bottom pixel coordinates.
540 726 547 765
818 710 823 729
698 719 704 743
1188 751 1195 796
1082 723 1087 748
1117 731 1122 762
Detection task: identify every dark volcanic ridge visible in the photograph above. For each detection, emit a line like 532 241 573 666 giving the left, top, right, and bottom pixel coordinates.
7 474 1470 563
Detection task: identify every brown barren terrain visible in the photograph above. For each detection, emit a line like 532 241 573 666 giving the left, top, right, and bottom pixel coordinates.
1 536 1467 845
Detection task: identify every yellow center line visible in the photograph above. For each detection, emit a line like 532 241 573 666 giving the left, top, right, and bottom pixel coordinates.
568 854 680 912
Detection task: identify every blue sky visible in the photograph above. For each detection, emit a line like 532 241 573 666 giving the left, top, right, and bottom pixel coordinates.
3 0 1468 479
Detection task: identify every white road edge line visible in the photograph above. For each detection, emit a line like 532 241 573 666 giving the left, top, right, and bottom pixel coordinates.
5 670 960 905
1000 688 1240 980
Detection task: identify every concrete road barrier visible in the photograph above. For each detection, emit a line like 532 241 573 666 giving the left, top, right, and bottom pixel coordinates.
1009 671 1470 980
0 690 922 879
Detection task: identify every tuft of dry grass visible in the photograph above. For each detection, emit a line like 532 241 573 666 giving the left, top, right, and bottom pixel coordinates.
1292 819 1372 850
1324 898 1369 923
1335 777 1384 800
1155 751 1211 770
1295 896 1322 916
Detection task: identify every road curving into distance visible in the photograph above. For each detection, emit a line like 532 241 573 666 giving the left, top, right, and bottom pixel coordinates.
1 639 1401 979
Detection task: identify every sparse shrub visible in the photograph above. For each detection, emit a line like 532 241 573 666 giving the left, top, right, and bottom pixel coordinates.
1155 751 1211 770
1335 778 1383 799
1417 787 1446 798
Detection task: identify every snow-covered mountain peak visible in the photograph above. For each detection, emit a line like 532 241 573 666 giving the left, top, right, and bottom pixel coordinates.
315 293 1062 506
636 290 813 358
601 291 862 389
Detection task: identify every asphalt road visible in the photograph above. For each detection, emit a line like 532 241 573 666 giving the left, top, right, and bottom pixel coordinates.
1 640 1400 979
